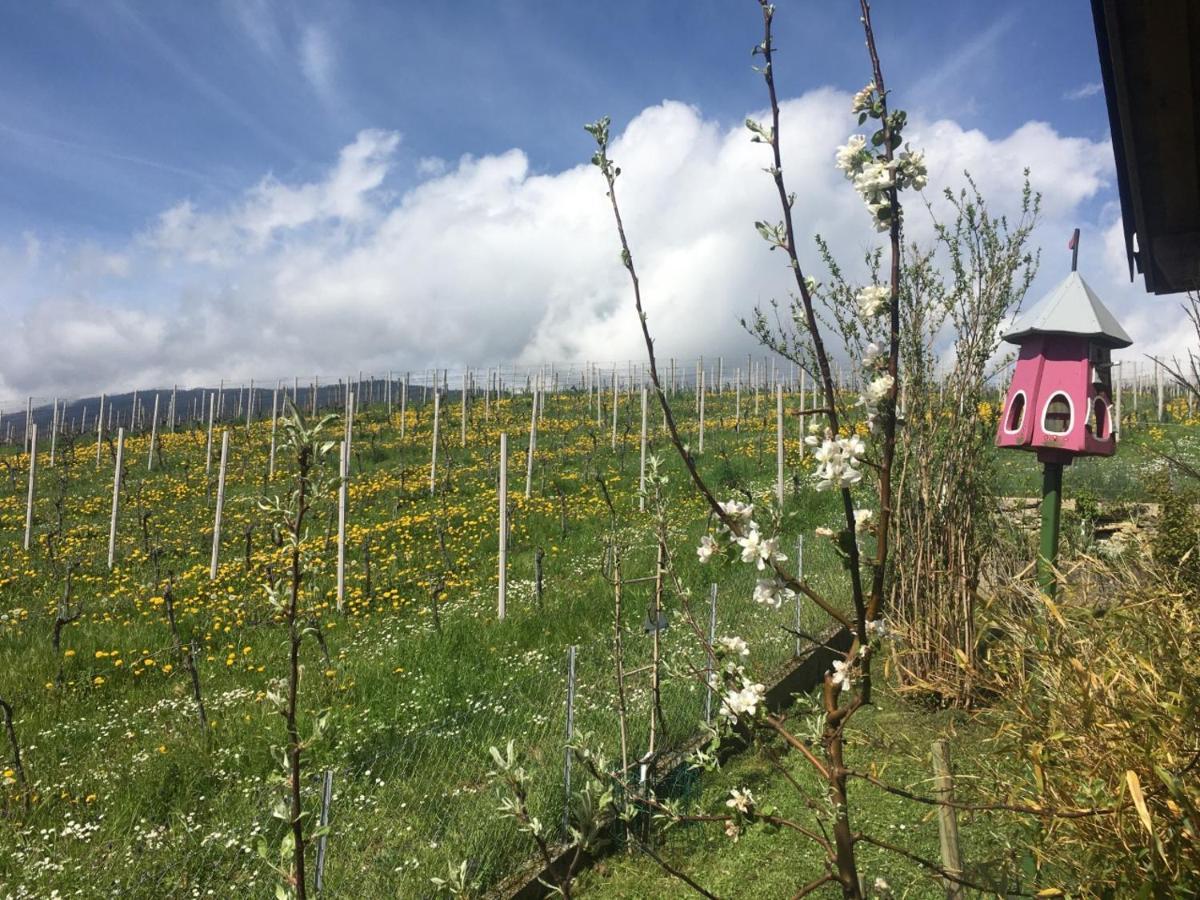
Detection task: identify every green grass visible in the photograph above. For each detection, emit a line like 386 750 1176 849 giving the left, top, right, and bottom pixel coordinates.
0 387 846 897
1 385 1193 897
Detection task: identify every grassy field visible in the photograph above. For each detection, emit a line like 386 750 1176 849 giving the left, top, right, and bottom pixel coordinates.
0 381 1195 898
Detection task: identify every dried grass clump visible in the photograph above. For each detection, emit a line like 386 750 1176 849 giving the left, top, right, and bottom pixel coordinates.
973 556 1200 895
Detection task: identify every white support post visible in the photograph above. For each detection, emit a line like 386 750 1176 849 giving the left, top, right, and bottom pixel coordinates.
23 424 37 551
430 383 440 495
400 373 409 439
610 368 618 450
336 440 347 612
461 369 469 447
48 399 59 468
210 430 229 580
268 386 279 479
1114 361 1123 442
776 384 785 506
96 393 106 470
525 378 538 499
498 432 508 621
205 393 216 477
795 534 804 656
1152 362 1161 424
698 369 706 454
108 428 124 569
638 386 648 512
704 582 718 724
147 394 160 471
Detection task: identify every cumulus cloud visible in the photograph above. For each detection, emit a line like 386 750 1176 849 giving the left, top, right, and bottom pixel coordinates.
1 88 1185 402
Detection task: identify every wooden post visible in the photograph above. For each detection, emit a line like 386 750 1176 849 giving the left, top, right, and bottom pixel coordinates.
610 367 618 450
498 432 508 620
429 383 440 495
210 431 229 580
1152 360 1161 422
776 384 785 506
48 403 58 472
932 740 964 899
147 394 160 471
525 378 538 500
461 369 468 447
108 428 124 569
268 385 279 479
205 393 216 477
23 424 37 551
315 770 333 893
96 393 105 470
638 386 648 512
400 373 408 439
336 440 347 612
1114 361 1122 442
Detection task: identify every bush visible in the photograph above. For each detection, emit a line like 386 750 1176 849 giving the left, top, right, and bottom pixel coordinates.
977 557 1200 895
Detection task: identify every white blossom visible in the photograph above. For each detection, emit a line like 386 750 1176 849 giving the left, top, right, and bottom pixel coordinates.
697 534 719 564
815 526 835 538
726 787 756 814
752 577 794 609
718 499 756 533
716 635 750 659
865 373 895 405
895 148 927 191
736 530 787 570
831 658 854 692
851 82 876 113
854 508 874 533
721 678 766 721
813 431 866 491
835 135 868 177
856 284 890 319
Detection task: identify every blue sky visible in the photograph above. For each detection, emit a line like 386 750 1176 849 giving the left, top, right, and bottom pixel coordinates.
2 0 1169 400
0 1 1110 243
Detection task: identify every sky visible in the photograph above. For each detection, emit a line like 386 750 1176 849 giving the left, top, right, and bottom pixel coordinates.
0 0 1188 402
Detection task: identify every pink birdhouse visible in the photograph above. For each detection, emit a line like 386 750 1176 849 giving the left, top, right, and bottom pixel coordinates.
996 271 1132 465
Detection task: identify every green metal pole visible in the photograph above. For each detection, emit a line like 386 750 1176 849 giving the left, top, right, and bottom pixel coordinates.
1038 461 1063 598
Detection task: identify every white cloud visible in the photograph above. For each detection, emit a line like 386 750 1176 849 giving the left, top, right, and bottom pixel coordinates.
299 25 336 99
1063 81 1104 101
0 90 1187 402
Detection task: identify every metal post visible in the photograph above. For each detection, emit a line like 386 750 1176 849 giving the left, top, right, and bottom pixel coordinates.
315 770 334 893
562 644 577 838
704 583 718 724
795 534 804 656
498 433 508 621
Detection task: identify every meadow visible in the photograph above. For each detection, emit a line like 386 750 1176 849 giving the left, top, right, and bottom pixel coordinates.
0 371 1195 898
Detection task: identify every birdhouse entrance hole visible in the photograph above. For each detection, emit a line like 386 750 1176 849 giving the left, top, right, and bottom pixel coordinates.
1042 392 1073 435
1087 397 1110 439
1004 390 1027 433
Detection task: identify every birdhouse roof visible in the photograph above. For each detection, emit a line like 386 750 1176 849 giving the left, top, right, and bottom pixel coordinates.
1002 271 1133 348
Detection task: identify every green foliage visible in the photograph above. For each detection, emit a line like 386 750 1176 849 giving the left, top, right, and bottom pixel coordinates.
1150 472 1200 592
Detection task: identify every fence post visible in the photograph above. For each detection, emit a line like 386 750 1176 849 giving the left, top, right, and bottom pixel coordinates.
776 384 785 506
336 440 347 612
795 534 804 657
315 769 334 893
23 424 37 551
704 583 718 725
147 394 160 471
210 431 229 580
932 739 964 899
563 644 577 838
638 387 648 512
108 427 124 569
430 384 440 495
498 433 508 620
268 386 279 479
525 380 537 500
